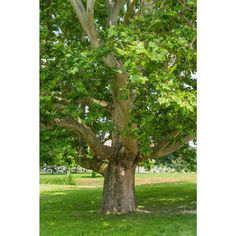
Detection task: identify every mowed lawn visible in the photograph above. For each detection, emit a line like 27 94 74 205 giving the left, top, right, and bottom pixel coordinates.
40 173 196 236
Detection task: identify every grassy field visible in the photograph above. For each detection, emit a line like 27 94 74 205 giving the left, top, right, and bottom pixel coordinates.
40 173 196 236
40 172 195 188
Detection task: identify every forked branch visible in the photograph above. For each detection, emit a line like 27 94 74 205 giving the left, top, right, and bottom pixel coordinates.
77 149 108 176
69 0 122 68
69 0 99 48
106 0 124 26
141 132 194 161
53 117 112 159
157 135 194 157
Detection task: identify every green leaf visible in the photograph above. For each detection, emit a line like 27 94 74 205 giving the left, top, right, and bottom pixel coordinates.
75 80 87 94
166 11 177 16
130 74 148 84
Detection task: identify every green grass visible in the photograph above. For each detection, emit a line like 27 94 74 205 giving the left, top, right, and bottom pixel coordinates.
40 174 196 236
40 172 196 187
40 173 75 185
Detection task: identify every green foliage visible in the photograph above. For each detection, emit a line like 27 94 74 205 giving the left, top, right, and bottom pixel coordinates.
104 1 196 155
40 0 196 161
142 160 156 171
155 145 197 172
91 171 97 178
40 127 78 167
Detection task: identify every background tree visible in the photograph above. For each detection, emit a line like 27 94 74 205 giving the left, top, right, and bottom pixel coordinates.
40 126 78 168
40 0 196 213
153 143 197 172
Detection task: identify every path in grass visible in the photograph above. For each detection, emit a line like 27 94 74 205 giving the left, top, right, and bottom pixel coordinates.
40 174 196 236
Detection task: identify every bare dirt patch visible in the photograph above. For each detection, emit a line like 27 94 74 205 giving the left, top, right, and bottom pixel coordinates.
135 176 196 186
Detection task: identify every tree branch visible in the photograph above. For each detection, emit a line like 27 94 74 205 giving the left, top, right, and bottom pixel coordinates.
69 0 123 69
177 0 192 11
69 0 100 48
158 135 194 157
86 0 100 47
70 0 88 33
53 117 112 159
142 134 194 161
53 95 112 111
79 97 112 111
106 0 124 26
124 0 137 24
150 130 181 158
77 149 108 176
69 0 138 158
141 0 155 15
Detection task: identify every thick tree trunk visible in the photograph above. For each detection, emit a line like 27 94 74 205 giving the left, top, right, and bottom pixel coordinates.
101 160 136 213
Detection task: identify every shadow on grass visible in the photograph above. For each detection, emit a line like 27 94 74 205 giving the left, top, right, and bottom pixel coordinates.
41 182 196 214
78 175 103 179
40 182 196 236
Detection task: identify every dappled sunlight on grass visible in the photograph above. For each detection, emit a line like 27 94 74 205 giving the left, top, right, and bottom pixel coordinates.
41 179 196 236
102 221 110 227
40 173 196 191
49 192 67 195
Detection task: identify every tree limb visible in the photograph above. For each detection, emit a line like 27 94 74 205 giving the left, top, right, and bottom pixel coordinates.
158 135 194 157
106 0 124 26
77 149 108 176
69 0 138 158
141 0 155 15
124 0 137 24
53 95 112 111
69 0 122 69
150 130 181 158
70 0 88 33
53 117 112 159
69 0 100 48
86 0 100 47
142 134 195 161
177 0 192 11
79 97 112 111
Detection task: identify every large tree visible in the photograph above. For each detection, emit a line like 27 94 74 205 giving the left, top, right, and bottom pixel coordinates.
40 0 196 213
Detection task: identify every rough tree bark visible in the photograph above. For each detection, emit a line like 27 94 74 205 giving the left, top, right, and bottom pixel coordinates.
102 158 136 213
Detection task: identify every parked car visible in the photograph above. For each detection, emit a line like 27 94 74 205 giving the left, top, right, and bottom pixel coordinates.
57 166 67 173
70 166 79 173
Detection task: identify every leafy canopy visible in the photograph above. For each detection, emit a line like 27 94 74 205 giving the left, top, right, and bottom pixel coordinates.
40 0 196 163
